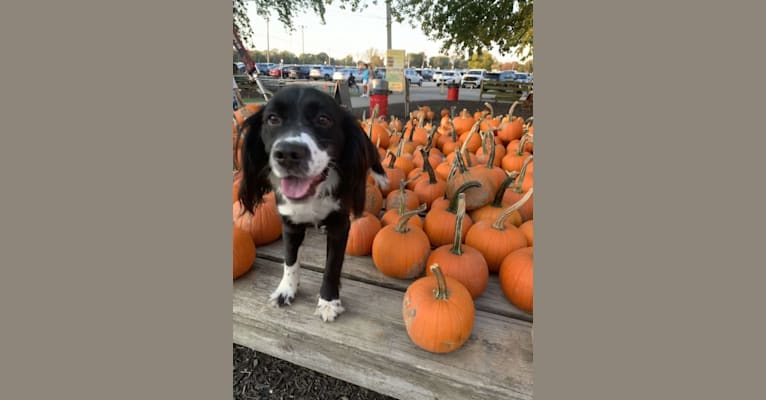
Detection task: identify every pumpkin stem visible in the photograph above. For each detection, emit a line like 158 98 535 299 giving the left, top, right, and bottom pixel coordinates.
454 148 469 174
420 147 438 185
448 118 458 142
394 204 427 233
491 173 519 207
491 187 534 230
512 155 534 194
367 104 379 140
447 181 482 214
396 175 421 213
386 151 398 169
450 194 467 255
507 101 520 118
430 263 450 300
425 124 438 152
483 130 498 168
460 115 487 154
395 130 406 157
484 102 494 118
516 133 529 156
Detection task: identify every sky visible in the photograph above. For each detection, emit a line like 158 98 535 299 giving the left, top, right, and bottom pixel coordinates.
244 2 525 65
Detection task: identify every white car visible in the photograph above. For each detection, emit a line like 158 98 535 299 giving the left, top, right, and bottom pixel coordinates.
309 65 336 81
404 68 423 86
460 69 487 89
433 70 462 86
332 68 358 81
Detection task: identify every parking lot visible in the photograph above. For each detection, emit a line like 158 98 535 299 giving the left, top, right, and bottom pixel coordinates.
349 81 484 107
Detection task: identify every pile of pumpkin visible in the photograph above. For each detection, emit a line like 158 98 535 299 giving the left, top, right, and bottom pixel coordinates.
231 101 535 354
231 103 284 280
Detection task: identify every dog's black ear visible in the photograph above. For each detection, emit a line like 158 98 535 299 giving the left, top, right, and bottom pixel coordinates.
238 108 271 214
339 109 383 217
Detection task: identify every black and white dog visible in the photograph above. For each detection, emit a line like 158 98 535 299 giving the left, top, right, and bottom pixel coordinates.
238 86 387 322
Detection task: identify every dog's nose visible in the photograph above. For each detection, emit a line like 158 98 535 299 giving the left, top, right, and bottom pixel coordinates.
273 141 310 164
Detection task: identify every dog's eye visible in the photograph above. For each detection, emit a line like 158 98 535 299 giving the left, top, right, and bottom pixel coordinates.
316 115 333 127
267 114 282 126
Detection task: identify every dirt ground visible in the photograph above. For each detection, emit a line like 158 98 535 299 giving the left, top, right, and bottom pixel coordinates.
233 344 395 400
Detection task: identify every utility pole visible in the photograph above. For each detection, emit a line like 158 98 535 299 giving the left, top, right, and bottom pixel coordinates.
300 25 305 56
385 0 392 50
265 17 270 63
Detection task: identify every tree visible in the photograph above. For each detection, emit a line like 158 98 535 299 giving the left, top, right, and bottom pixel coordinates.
407 52 426 68
467 52 496 70
233 0 533 59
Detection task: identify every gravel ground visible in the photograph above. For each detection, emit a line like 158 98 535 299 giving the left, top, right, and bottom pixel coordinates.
233 344 395 400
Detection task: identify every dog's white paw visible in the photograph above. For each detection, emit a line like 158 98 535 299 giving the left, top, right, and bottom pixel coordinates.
314 298 345 322
268 262 300 307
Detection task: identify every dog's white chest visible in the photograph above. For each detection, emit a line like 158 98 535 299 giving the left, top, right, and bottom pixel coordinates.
278 196 340 224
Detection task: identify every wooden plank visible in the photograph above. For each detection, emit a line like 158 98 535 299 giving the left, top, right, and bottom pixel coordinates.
256 228 533 322
234 258 533 400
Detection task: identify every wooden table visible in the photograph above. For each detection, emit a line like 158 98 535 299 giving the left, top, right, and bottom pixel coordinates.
233 228 533 400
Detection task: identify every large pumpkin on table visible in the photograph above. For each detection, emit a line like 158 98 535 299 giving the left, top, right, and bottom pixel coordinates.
499 246 534 313
371 206 430 279
402 263 475 353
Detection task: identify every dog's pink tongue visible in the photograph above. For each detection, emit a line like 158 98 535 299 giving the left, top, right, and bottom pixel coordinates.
281 177 315 199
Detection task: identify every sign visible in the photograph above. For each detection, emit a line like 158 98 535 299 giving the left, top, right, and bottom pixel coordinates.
386 49 406 92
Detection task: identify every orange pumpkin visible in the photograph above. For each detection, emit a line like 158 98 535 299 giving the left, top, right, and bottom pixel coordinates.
381 152 406 197
499 247 534 313
464 188 533 273
504 155 534 221
519 219 534 246
346 212 382 256
425 194 489 298
469 173 521 226
371 205 431 279
451 109 476 136
402 263 475 353
233 224 256 280
413 148 447 210
445 151 495 211
364 182 384 217
423 181 479 247
497 102 524 144
385 178 421 216
233 192 282 246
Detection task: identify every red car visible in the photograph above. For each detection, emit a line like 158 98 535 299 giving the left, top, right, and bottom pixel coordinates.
268 68 282 78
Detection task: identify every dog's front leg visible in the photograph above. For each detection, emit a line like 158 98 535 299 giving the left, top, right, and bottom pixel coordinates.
269 218 306 307
314 211 349 322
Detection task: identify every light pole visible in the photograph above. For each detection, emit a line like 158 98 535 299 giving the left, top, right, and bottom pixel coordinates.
265 17 270 63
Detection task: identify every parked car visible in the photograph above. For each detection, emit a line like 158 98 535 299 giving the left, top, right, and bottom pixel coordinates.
287 65 311 80
419 68 434 81
404 68 423 86
373 67 386 79
269 65 287 78
255 63 274 75
332 68 357 81
433 70 462 86
309 65 336 81
514 72 532 83
498 71 517 81
460 69 487 89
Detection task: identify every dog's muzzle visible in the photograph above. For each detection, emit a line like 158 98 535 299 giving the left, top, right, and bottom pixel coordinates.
272 141 327 200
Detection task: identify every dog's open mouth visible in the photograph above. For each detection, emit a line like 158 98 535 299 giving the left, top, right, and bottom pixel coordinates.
280 169 328 200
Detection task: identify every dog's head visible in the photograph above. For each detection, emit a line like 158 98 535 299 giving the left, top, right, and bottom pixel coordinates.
238 86 381 218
